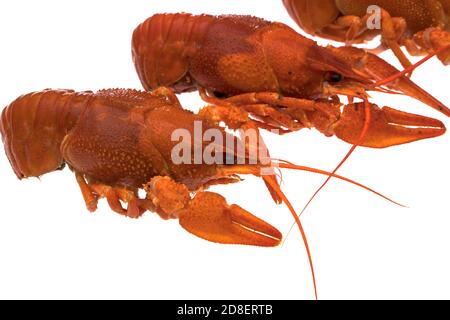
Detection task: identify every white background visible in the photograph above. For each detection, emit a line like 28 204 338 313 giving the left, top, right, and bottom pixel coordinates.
0 0 449 300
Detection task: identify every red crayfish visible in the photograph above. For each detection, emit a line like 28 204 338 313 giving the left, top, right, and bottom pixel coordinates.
0 87 402 299
282 0 450 68
132 13 448 149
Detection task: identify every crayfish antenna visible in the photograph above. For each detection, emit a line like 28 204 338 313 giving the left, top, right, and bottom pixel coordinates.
273 159 405 208
222 156 406 300
373 44 450 117
275 99 406 222
375 44 450 87
280 100 380 244
263 176 318 300
227 156 407 299
299 47 450 223
296 99 372 219
263 174 283 204
287 46 448 219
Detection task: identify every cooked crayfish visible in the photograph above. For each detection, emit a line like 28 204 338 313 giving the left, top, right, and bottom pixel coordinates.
132 13 448 149
282 0 450 68
0 87 289 243
1 87 407 299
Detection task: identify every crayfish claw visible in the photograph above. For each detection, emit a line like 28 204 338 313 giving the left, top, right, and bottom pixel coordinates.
178 192 282 247
145 176 281 246
333 103 446 148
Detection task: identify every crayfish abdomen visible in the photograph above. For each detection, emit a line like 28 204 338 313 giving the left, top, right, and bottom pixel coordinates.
0 89 91 179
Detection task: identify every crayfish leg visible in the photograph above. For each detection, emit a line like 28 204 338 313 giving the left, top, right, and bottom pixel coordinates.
413 28 450 65
198 102 283 204
333 103 446 148
200 89 341 133
75 172 99 212
75 172 149 218
144 176 281 247
180 192 282 247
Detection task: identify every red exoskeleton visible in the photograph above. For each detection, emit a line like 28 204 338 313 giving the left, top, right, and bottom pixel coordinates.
132 13 449 150
132 13 449 223
1 87 400 298
282 0 450 68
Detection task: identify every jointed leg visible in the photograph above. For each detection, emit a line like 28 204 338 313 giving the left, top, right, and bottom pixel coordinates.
199 88 339 132
198 102 284 203
150 86 183 108
343 11 411 70
333 102 446 148
75 172 152 218
242 103 307 131
89 184 153 218
412 28 450 65
377 11 412 70
144 176 281 246
317 10 413 71
403 38 428 56
75 172 98 212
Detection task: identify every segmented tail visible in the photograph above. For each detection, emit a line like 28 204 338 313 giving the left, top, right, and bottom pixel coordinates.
0 89 91 179
132 13 215 92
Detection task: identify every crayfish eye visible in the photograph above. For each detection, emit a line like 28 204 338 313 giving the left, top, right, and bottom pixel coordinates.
324 71 342 83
